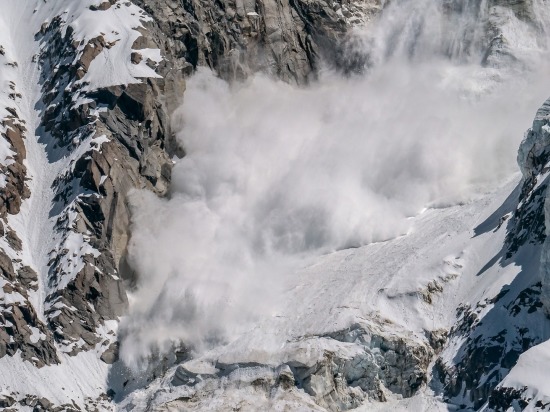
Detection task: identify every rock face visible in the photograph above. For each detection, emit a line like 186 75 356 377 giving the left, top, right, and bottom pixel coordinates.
132 0 382 84
0 117 29 218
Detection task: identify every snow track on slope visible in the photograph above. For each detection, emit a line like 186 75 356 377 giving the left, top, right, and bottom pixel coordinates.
3 2 61 321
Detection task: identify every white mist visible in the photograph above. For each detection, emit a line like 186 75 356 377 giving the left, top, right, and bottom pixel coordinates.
119 0 550 368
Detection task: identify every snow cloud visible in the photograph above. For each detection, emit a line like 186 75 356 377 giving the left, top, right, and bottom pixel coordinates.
118 0 550 369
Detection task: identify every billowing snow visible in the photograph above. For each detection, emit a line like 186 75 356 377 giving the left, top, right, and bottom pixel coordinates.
118 174 532 410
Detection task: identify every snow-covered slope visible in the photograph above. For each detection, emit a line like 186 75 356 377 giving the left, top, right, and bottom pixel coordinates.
1 0 550 411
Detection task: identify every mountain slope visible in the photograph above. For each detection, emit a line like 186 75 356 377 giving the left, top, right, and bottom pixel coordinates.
0 0 550 411
0 1 176 409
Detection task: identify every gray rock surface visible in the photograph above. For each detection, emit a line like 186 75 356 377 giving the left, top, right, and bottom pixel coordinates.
132 0 380 85
0 116 30 218
0 0 183 370
32 3 181 355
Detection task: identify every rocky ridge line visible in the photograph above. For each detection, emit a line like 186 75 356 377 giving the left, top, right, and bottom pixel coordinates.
0 0 181 373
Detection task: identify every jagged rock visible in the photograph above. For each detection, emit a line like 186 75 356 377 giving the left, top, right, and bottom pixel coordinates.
23 395 39 407
3 119 26 159
47 259 127 349
172 361 218 386
0 116 30 218
0 395 15 408
100 342 119 364
37 397 53 409
426 329 448 353
130 51 142 64
132 0 360 85
18 266 38 290
167 324 431 411
0 249 15 281
0 301 59 367
518 99 550 181
24 2 180 357
117 82 155 121
90 1 112 11
488 386 530 411
78 36 106 73
6 229 22 251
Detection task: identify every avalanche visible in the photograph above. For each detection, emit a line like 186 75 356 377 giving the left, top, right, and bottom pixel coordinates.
1 0 550 411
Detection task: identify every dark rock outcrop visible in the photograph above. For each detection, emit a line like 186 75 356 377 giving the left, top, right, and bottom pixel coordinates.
132 0 377 85
0 116 30 219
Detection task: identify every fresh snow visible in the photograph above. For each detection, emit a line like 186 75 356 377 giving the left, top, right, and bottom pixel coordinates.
0 350 110 407
70 2 162 90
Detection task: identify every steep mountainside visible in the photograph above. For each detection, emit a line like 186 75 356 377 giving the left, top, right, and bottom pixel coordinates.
0 0 549 411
